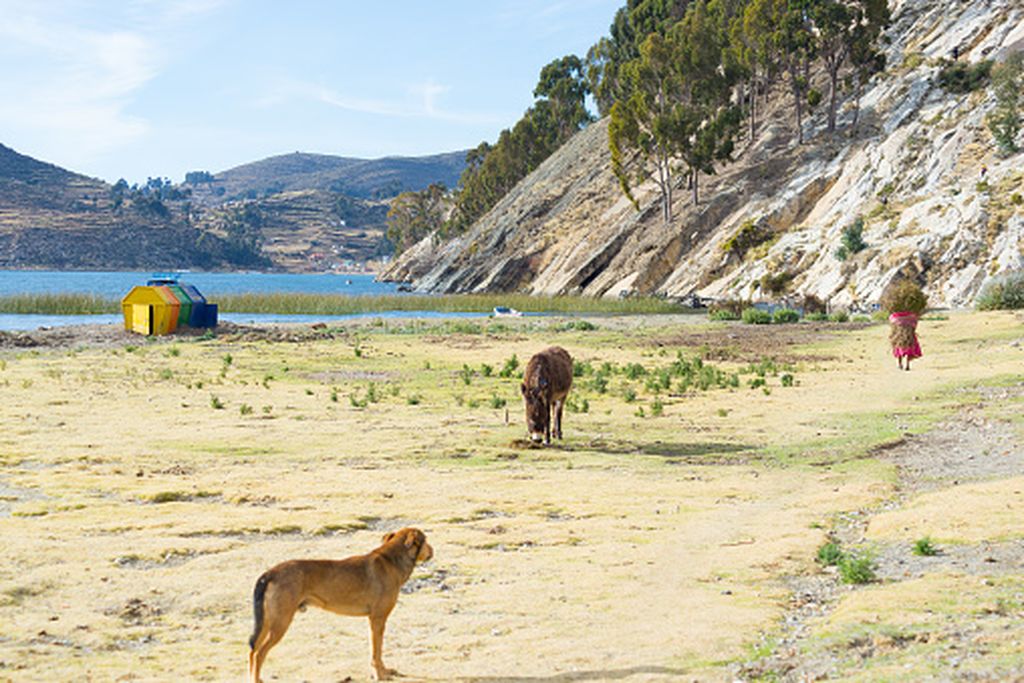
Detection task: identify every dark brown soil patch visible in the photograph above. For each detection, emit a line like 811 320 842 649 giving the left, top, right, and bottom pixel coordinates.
649 322 868 363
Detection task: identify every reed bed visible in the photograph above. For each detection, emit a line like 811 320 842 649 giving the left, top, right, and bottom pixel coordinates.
0 291 682 316
0 293 118 315
215 292 681 315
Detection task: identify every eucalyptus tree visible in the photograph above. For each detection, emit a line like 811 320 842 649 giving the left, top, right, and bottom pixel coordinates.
609 0 741 220
813 0 890 134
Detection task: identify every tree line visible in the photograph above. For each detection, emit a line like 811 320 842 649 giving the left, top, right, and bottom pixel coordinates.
604 0 889 222
387 0 891 251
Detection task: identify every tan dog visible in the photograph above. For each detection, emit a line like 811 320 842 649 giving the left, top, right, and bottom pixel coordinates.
248 528 433 682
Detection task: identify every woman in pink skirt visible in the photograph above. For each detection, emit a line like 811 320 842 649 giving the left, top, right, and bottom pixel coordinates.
888 311 922 371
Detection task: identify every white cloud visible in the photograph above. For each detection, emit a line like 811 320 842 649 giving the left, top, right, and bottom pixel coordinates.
258 77 506 127
0 1 223 172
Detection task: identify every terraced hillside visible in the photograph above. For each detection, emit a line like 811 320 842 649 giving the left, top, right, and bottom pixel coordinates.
185 150 466 204
0 145 266 270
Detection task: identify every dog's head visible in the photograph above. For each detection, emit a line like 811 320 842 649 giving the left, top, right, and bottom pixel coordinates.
381 527 433 564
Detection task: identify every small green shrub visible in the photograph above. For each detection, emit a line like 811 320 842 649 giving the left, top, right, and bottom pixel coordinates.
838 554 876 584
817 541 844 566
566 396 590 413
650 397 664 416
829 310 849 323
239 403 254 416
721 219 772 259
835 216 868 261
623 387 637 403
489 394 507 409
801 294 827 315
460 364 475 385
741 307 772 325
780 373 795 387
708 308 740 321
913 537 938 556
976 270 1024 310
772 308 800 324
210 395 224 410
480 363 493 377
987 53 1023 155
406 393 422 405
760 272 794 295
936 59 993 93
499 354 519 378
623 363 647 379
572 360 593 377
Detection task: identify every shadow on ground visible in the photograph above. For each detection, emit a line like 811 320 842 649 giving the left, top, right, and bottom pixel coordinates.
452 665 689 682
555 438 756 463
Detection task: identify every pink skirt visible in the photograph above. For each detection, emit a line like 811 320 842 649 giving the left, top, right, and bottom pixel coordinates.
891 339 922 360
889 312 922 359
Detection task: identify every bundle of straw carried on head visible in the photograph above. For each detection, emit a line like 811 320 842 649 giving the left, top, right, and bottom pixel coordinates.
888 311 922 359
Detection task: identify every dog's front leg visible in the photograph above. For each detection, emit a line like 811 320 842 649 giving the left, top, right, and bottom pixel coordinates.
369 614 398 680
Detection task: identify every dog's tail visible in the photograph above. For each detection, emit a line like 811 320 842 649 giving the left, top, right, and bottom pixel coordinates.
249 571 272 650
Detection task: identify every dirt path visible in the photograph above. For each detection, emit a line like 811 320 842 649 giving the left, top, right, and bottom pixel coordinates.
739 383 1024 681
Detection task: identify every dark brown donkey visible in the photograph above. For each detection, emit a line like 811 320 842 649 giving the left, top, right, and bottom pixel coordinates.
520 346 573 444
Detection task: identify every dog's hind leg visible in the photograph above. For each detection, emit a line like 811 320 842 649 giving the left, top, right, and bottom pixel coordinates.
249 598 296 683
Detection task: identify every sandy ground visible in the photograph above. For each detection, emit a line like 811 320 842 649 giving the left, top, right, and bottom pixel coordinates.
0 311 1022 682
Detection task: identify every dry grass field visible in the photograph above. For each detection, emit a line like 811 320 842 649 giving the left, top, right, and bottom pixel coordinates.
1 311 1022 682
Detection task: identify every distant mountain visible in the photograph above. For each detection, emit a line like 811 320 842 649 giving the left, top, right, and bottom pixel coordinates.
185 150 467 204
0 143 462 272
0 144 273 271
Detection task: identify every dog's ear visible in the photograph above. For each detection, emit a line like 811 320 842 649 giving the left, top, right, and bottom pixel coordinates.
382 531 396 544
404 530 417 548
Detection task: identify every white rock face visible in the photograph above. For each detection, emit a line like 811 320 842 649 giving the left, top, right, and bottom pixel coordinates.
387 0 1024 309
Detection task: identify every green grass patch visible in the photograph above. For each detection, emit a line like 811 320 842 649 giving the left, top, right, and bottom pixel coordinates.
913 536 938 556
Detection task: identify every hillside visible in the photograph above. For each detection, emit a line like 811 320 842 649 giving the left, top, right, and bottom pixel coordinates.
0 145 267 271
193 190 389 272
186 150 466 204
382 0 1024 309
0 143 463 272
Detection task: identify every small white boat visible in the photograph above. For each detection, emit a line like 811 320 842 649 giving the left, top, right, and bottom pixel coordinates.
492 306 523 318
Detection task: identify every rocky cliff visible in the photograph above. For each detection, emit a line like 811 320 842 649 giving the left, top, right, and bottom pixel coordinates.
383 0 1024 309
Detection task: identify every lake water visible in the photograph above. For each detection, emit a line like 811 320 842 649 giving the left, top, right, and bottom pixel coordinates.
0 270 495 331
0 270 399 298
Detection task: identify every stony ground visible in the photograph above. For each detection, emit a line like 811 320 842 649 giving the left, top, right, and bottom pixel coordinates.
0 311 1022 682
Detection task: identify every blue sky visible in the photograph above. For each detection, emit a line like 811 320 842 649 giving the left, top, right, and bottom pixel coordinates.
0 0 620 184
